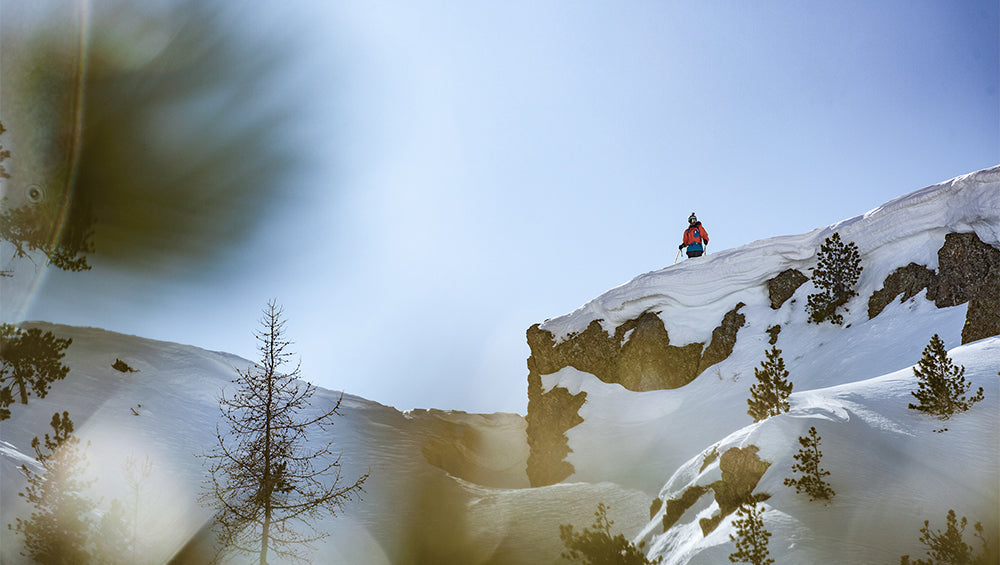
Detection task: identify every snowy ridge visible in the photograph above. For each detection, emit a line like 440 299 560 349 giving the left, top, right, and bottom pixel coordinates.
534 166 1000 563
540 165 1000 346
1 167 998 564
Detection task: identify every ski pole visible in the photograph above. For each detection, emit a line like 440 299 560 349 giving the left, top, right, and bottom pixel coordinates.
674 248 682 264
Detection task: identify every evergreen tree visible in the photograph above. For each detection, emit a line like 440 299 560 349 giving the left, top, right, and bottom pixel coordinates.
908 334 984 421
806 232 863 325
559 502 662 565
728 502 773 565
0 121 93 274
900 509 993 565
10 412 98 565
783 426 835 502
200 300 368 565
0 324 73 421
746 346 793 422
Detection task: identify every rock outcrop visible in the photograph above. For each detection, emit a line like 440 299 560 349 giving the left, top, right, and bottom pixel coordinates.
868 263 938 318
868 232 1000 344
525 305 746 487
657 446 771 535
767 269 809 309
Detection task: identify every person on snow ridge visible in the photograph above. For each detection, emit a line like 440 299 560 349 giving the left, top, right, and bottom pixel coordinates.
679 213 709 258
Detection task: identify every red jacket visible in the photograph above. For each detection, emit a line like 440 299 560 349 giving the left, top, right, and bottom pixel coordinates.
682 222 709 248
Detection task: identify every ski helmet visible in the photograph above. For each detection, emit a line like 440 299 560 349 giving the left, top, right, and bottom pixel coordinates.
688 213 698 224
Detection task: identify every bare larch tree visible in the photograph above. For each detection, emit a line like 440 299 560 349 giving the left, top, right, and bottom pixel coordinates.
201 300 368 564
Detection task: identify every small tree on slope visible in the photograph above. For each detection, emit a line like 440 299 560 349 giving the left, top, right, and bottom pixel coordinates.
10 412 98 564
728 502 773 565
782 426 835 502
747 346 793 422
559 502 662 565
900 509 993 565
806 232 862 325
908 334 984 421
0 324 73 421
200 300 368 565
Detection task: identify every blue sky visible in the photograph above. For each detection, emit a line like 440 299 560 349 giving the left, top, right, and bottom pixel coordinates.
17 0 1000 414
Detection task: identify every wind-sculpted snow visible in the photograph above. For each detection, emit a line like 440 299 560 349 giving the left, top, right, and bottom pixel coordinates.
0 323 649 565
541 165 1000 347
637 337 999 565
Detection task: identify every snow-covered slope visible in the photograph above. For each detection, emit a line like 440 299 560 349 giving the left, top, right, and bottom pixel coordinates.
541 167 1000 346
532 166 1000 563
2 167 998 564
0 324 649 564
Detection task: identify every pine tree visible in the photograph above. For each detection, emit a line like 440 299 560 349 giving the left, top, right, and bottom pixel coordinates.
0 121 94 274
908 334 984 421
0 324 73 421
10 412 98 565
200 300 368 565
806 232 863 325
728 502 773 565
783 426 835 502
747 346 793 422
559 502 662 565
900 509 992 565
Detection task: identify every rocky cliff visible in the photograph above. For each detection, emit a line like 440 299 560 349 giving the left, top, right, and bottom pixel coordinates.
524 168 1000 488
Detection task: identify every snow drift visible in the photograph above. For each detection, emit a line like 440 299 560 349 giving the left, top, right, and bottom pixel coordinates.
1 166 998 564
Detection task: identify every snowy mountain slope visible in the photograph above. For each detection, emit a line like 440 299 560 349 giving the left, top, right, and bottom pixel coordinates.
539 166 1000 347
2 167 999 565
532 167 998 487
639 337 999 564
527 166 1000 563
0 323 649 564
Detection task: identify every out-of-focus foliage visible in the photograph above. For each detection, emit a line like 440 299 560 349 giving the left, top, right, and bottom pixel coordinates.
0 323 73 421
1 0 301 275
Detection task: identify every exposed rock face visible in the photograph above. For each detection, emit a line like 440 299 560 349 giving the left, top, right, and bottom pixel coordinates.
699 304 746 372
698 446 771 535
868 263 938 318
935 233 1000 343
867 233 1000 344
767 269 809 309
527 305 746 394
525 305 746 487
662 485 710 531
525 357 586 487
765 325 781 345
655 446 771 535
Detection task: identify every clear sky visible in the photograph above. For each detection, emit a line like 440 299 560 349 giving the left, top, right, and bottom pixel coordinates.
10 0 1000 415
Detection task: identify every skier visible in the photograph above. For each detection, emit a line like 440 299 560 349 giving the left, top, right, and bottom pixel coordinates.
678 213 709 258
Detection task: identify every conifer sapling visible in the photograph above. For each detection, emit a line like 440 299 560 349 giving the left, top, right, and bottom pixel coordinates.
747 346 793 422
559 502 662 565
908 334 984 421
783 426 835 502
9 412 98 564
728 502 774 565
806 232 863 325
900 509 993 565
